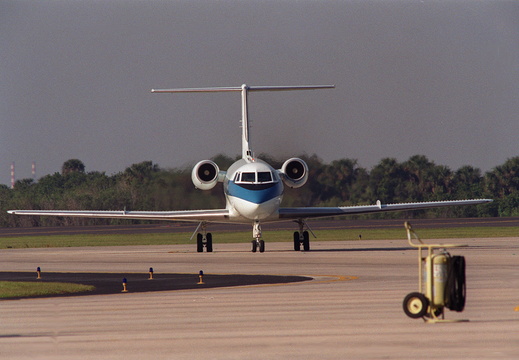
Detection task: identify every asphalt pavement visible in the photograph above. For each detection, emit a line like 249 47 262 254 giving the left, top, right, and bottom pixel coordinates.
0 271 311 299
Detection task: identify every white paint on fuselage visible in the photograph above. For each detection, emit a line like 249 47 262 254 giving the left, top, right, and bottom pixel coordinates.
224 158 283 222
226 195 281 222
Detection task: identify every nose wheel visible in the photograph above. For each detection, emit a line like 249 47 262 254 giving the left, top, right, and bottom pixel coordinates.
251 239 265 253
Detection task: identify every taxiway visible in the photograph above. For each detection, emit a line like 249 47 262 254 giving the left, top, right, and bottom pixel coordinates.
1 238 518 359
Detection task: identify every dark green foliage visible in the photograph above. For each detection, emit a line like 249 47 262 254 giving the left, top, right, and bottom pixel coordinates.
61 159 85 175
1 155 516 227
483 157 519 216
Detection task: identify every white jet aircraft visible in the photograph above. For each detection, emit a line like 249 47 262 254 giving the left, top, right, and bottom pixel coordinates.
9 84 491 252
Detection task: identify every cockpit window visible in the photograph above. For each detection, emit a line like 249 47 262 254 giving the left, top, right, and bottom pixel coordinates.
257 171 272 183
235 170 275 184
241 172 256 183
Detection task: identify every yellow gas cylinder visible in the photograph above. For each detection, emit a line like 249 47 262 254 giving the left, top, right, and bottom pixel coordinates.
425 254 448 306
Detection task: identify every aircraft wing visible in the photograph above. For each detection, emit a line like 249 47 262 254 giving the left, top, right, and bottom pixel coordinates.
278 199 492 220
7 209 230 222
8 199 492 224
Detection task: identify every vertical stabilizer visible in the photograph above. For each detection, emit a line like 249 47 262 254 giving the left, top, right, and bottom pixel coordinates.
240 84 252 159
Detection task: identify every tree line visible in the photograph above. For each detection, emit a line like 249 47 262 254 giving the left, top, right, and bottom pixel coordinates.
1 154 517 227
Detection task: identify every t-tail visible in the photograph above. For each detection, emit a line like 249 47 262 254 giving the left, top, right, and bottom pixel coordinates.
151 84 335 160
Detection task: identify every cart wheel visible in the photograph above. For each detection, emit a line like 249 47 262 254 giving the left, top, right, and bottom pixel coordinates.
403 292 429 319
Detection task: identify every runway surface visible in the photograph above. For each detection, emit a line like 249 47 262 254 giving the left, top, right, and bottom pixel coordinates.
1 237 518 359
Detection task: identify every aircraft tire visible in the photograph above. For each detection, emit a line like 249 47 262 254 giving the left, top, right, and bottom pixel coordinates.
196 233 204 253
293 232 300 251
206 233 213 252
259 240 265 253
302 231 310 251
251 240 257 253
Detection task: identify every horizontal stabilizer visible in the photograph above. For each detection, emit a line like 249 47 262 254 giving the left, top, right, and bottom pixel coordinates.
151 84 335 93
152 84 335 160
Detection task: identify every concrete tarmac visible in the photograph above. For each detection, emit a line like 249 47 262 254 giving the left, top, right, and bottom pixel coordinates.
1 237 518 359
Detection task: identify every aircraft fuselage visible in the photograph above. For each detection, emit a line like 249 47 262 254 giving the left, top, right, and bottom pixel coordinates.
224 158 284 223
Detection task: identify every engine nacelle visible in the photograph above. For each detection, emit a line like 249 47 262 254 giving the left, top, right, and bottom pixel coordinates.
192 160 220 190
279 158 309 189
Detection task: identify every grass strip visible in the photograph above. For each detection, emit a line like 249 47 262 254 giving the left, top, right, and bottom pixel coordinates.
0 226 517 249
0 281 94 298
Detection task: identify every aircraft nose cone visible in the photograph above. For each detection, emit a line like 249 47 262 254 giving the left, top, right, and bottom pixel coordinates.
233 199 277 220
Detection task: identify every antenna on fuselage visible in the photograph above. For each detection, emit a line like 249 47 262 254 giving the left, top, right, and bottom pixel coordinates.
151 84 335 160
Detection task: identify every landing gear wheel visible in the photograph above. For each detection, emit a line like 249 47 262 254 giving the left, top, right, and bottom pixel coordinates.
293 232 300 251
302 231 310 251
206 233 213 252
403 292 429 319
197 233 204 253
252 240 265 253
259 240 265 253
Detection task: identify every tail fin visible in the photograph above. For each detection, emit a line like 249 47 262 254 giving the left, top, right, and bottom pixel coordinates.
152 84 335 160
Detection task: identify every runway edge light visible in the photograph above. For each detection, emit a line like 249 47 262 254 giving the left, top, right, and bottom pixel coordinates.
198 270 205 285
122 277 128 292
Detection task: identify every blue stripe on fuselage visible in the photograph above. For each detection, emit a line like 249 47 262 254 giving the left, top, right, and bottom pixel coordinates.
227 181 283 204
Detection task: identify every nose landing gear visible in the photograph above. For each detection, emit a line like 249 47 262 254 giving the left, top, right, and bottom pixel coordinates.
251 221 265 253
251 239 265 253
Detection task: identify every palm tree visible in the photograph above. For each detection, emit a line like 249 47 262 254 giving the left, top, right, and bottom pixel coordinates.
62 159 85 175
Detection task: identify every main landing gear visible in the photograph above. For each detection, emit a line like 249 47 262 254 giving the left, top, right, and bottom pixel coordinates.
193 220 314 253
196 232 213 252
293 231 310 251
250 219 313 253
293 219 312 251
193 222 213 253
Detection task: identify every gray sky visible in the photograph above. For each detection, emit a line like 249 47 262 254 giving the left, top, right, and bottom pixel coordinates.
1 0 518 186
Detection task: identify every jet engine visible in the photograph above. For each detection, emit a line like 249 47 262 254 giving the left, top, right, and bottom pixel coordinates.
279 158 308 188
192 160 220 190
